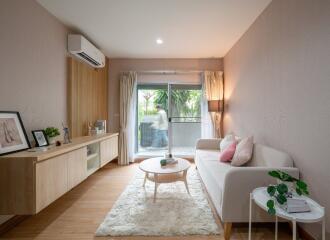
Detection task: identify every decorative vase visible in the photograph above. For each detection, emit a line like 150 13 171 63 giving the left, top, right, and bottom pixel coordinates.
48 137 56 145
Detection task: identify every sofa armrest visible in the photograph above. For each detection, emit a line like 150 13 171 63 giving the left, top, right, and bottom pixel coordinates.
221 167 299 222
196 138 221 150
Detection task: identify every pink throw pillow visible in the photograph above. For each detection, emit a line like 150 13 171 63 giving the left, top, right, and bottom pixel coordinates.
219 141 237 162
231 136 254 166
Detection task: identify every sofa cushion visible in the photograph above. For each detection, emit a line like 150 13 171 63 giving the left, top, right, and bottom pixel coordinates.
206 161 232 190
195 149 233 207
219 141 236 162
220 134 235 151
231 136 254 166
248 144 294 167
196 149 221 162
195 152 222 215
195 150 233 186
196 150 233 189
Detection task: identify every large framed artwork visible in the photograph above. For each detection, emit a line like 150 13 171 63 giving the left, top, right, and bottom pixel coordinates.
0 111 31 156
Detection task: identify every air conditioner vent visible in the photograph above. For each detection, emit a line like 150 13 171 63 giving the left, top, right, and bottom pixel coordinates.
77 52 101 66
68 34 105 68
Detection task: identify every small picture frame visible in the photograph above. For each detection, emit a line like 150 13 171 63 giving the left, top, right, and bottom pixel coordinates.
0 111 31 156
32 130 49 147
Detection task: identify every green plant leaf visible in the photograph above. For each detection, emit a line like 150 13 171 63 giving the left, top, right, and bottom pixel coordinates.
279 171 296 182
267 186 276 196
268 207 276 215
302 188 309 195
296 180 307 190
296 187 302 196
276 194 287 205
267 199 275 209
277 183 288 194
268 170 281 179
295 180 309 195
268 170 298 182
44 127 60 138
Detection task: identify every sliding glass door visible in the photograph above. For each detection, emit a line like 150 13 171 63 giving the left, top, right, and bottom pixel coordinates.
169 84 202 156
136 84 201 157
137 84 168 156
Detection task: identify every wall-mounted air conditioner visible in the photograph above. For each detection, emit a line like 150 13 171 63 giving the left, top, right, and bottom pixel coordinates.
68 34 105 68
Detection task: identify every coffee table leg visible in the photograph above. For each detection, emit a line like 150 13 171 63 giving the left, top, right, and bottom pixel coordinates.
143 173 147 187
183 170 190 195
153 173 158 203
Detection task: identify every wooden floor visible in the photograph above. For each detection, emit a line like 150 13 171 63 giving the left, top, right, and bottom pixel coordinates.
0 162 293 240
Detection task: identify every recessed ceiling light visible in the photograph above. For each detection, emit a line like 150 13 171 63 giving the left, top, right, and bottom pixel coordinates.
156 38 163 45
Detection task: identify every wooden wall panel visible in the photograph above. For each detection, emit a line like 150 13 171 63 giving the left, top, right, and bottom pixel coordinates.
68 57 109 137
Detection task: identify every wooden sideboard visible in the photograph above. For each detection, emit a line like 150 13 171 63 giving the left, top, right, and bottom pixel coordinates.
0 133 118 215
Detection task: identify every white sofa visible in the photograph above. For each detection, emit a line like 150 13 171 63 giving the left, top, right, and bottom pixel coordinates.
195 138 299 240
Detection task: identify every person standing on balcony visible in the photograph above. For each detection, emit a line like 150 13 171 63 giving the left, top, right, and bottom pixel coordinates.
152 104 168 148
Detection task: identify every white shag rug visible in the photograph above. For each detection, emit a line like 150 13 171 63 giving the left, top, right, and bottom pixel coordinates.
95 168 220 237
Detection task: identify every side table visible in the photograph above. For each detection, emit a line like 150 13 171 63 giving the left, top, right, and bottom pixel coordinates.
249 187 325 240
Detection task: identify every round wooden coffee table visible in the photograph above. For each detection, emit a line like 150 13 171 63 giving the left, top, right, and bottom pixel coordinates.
139 157 191 202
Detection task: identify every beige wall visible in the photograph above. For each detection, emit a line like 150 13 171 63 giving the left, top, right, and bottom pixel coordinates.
224 0 330 238
0 0 68 140
108 58 223 132
0 0 68 224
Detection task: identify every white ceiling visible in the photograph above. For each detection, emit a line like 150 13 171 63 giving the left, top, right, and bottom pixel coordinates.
37 0 271 58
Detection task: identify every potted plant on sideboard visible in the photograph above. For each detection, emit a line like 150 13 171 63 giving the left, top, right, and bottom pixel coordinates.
44 127 60 145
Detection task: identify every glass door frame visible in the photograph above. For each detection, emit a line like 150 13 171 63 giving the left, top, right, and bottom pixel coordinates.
135 83 202 157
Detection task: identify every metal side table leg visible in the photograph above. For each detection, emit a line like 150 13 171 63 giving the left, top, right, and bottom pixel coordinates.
275 215 278 240
292 219 296 240
249 193 253 240
322 216 325 240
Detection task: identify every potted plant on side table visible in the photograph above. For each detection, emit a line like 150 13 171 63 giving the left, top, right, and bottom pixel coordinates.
249 171 325 240
266 170 309 215
44 127 60 145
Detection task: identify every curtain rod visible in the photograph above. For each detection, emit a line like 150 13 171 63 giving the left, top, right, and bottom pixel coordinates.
121 70 205 75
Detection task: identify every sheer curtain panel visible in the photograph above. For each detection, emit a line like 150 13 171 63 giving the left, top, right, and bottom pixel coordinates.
119 71 137 165
201 71 224 138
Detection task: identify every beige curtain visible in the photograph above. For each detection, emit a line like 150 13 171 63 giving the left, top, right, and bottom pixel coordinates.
119 71 137 165
202 71 224 138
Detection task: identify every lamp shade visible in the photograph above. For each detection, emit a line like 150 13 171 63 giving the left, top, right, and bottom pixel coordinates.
208 100 223 112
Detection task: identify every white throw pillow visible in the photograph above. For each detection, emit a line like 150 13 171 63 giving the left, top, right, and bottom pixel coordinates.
231 136 254 166
220 134 236 151
235 136 242 143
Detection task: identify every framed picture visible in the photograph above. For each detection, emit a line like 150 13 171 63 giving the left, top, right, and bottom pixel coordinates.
32 130 49 147
0 111 31 156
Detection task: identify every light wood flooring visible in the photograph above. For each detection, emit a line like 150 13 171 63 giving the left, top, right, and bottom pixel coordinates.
1 162 293 240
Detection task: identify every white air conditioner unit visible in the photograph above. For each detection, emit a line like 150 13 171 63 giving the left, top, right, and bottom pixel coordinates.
68 34 105 68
